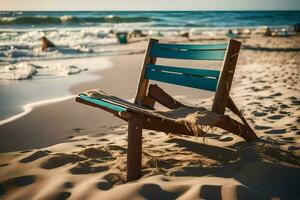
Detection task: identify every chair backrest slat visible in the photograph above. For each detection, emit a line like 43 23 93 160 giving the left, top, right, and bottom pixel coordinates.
153 43 228 50
147 64 220 78
135 38 241 113
145 64 219 91
150 42 226 60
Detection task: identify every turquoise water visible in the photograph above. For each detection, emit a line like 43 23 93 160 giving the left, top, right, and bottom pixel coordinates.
1 11 299 65
1 11 300 28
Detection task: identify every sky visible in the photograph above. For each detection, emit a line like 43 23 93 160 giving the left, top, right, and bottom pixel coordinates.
0 0 300 11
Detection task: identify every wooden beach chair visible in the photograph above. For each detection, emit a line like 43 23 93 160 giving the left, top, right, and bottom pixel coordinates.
75 38 258 182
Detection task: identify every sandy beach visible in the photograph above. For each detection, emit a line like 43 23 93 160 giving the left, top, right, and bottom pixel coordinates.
0 34 299 200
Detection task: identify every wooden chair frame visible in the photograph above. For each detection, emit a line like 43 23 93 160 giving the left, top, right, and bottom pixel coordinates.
75 38 258 182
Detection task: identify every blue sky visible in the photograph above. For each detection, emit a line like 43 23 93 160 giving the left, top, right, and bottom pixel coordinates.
1 0 300 11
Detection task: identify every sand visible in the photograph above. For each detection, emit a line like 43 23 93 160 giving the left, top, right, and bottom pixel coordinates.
0 35 299 200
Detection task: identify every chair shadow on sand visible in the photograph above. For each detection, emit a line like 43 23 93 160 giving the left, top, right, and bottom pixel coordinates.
154 137 300 200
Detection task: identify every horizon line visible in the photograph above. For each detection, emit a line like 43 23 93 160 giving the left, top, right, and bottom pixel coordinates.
1 9 300 12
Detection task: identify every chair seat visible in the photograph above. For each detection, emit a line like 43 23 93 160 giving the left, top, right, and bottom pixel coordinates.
77 89 219 128
77 89 155 116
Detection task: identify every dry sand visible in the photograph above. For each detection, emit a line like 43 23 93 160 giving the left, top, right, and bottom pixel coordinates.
0 35 299 200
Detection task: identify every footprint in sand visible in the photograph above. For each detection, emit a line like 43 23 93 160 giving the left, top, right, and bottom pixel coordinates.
265 129 287 134
270 92 282 97
63 181 74 189
41 153 86 169
102 173 124 186
147 157 181 170
13 175 36 187
69 161 109 174
96 181 112 190
19 150 33 153
79 147 112 158
268 115 284 120
252 111 267 117
289 126 298 131
139 183 180 200
53 191 71 200
107 145 126 152
280 104 290 109
288 146 300 151
218 134 234 142
20 150 49 163
0 175 36 196
254 125 272 130
160 176 171 182
98 138 109 142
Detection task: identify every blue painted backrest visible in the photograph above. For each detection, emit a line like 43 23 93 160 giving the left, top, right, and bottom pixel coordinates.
144 41 228 92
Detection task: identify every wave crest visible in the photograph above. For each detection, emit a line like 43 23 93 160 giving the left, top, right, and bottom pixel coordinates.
0 15 157 25
0 62 87 80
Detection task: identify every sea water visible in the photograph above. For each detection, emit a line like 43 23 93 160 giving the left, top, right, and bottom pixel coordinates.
0 11 299 123
1 11 299 79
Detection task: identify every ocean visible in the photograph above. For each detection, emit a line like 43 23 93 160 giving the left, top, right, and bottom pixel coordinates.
0 11 299 123
1 11 300 67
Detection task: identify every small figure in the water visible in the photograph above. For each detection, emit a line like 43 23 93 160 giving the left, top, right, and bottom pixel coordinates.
264 27 272 37
41 36 55 51
226 29 237 38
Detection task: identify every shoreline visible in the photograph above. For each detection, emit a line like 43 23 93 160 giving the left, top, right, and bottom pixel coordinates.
0 55 115 124
0 95 74 127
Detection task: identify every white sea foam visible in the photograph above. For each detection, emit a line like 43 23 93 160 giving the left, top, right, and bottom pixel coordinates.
105 15 114 19
60 15 73 22
0 27 118 63
0 62 87 80
0 17 15 22
0 62 37 80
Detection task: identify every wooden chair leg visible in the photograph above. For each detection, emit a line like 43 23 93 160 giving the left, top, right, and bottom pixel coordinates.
216 115 258 142
127 113 143 182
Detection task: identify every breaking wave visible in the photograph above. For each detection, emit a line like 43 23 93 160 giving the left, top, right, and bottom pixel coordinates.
0 15 159 25
0 62 87 80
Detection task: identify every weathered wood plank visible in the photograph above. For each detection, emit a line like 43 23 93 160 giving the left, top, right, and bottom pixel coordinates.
212 39 241 114
152 42 228 51
226 96 258 140
127 113 143 182
148 84 187 109
215 115 258 142
145 68 218 91
134 38 158 105
147 64 220 78
150 45 225 60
